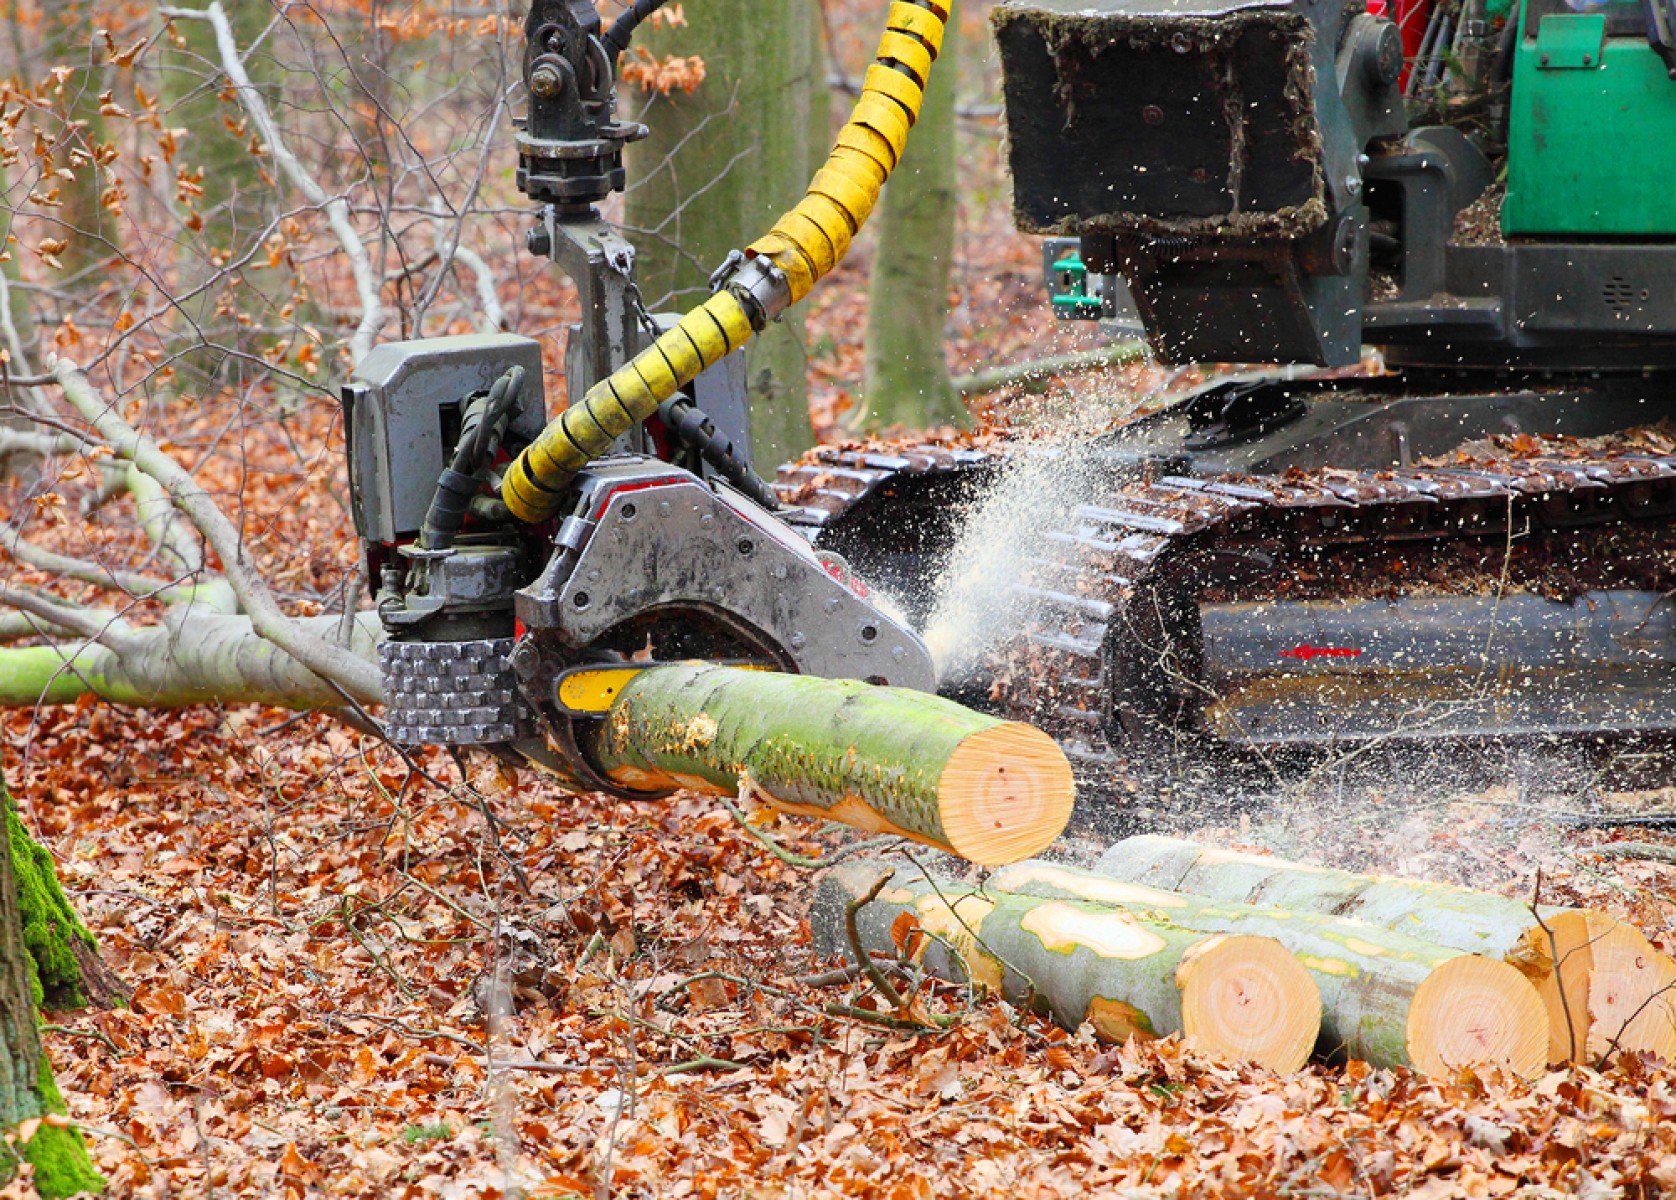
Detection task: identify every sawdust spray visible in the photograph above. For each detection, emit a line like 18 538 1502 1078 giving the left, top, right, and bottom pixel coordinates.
917 374 1156 686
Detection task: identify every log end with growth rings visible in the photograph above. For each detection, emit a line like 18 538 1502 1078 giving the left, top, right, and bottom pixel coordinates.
1582 924 1676 1065
1176 934 1320 1073
1408 956 1549 1079
936 722 1075 865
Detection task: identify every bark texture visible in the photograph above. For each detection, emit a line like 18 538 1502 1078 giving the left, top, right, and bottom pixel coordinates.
1097 835 1676 1064
813 864 1320 1071
858 7 961 429
594 663 1073 865
624 0 818 466
0 612 383 710
990 860 1550 1077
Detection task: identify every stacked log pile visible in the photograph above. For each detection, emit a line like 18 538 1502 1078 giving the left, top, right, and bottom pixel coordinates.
815 837 1676 1077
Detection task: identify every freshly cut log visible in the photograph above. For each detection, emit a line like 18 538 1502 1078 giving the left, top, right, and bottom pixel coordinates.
812 864 1321 1071
594 664 1074 865
1097 835 1676 1064
989 860 1550 1077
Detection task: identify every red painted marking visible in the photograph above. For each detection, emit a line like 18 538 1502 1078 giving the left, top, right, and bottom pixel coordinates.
591 476 684 517
514 617 527 641
1279 644 1363 662
824 559 871 598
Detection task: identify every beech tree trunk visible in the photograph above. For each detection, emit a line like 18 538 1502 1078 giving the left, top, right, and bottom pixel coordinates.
593 663 1073 865
813 864 1320 1072
623 0 817 467
858 5 961 429
1097 835 1676 1065
990 860 1550 1077
0 775 102 1197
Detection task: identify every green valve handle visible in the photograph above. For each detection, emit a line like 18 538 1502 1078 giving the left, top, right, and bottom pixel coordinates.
1051 253 1104 320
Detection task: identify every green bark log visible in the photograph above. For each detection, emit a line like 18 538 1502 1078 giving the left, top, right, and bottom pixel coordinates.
990 859 1550 1076
0 769 101 1197
812 864 1320 1071
593 663 1073 865
623 0 817 467
858 6 962 430
0 612 383 710
1096 835 1676 1065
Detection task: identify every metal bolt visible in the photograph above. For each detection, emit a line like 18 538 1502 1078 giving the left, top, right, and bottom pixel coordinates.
621 502 638 522
789 632 807 650
737 538 754 556
530 63 564 98
526 225 552 258
1540 53 1550 65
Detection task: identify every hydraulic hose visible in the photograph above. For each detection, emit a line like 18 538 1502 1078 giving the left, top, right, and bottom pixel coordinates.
601 0 676 60
503 0 952 523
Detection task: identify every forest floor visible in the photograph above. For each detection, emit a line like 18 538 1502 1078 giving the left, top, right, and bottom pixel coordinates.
13 701 1676 1198
6 38 1676 1200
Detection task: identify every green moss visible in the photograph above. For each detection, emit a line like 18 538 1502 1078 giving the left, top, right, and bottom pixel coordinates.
402 1121 452 1144
3 782 97 1011
20 1056 102 1198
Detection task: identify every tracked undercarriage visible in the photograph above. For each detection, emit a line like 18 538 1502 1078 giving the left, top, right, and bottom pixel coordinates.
775 385 1676 798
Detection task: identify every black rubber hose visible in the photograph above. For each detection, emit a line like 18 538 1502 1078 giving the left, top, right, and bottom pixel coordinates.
420 366 526 552
602 0 675 59
656 394 781 511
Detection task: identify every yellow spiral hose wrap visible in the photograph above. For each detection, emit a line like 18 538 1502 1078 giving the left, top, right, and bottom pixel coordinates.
502 0 952 522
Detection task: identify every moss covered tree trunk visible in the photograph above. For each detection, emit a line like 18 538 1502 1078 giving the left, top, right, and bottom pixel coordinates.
858 5 962 430
0 776 102 1196
814 864 1320 1071
623 0 817 467
991 860 1550 1076
593 663 1073 865
1097 835 1676 1065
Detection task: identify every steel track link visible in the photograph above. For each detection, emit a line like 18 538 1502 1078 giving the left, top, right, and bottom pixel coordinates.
775 440 1676 787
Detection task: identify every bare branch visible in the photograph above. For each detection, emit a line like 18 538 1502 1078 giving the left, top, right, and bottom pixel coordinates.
448 240 509 333
159 2 389 362
0 585 133 652
47 357 384 703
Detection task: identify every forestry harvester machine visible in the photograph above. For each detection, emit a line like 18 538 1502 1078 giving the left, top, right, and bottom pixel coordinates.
343 0 1676 808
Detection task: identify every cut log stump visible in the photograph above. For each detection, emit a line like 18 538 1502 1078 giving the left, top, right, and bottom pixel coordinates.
812 864 1321 1071
990 861 1550 1077
1096 835 1676 1065
594 664 1074 865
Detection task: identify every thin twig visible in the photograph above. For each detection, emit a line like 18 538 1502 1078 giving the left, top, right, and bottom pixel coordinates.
844 869 909 1015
